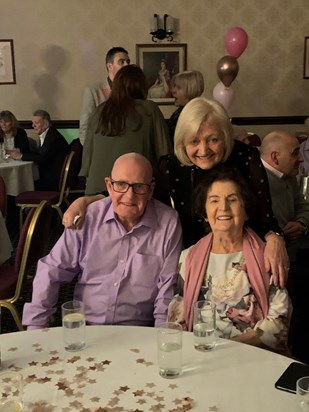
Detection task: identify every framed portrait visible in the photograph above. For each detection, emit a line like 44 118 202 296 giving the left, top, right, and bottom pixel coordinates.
303 37 309 79
0 39 16 84
136 43 187 105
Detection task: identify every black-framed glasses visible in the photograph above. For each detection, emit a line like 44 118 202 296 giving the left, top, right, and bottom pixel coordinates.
110 179 152 195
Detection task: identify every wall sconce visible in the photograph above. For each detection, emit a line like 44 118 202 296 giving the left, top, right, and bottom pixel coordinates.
150 14 174 43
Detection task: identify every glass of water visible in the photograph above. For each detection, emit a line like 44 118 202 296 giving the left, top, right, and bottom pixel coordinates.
0 371 24 411
193 300 216 351
61 300 86 352
297 376 309 411
157 322 182 379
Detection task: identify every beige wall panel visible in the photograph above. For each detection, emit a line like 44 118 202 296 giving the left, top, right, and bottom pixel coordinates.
0 0 308 122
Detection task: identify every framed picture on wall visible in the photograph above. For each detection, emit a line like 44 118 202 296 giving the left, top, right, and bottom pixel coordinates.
0 39 16 84
136 43 187 105
303 37 309 79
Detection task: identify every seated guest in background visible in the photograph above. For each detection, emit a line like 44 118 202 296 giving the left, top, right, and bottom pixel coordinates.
22 153 182 329
260 131 309 262
261 130 309 362
80 64 171 195
168 70 204 143
10 110 69 191
299 117 309 175
170 167 289 353
79 46 130 146
0 110 29 154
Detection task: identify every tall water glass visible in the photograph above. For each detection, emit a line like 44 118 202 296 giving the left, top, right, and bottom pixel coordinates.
193 300 216 351
62 300 86 352
297 376 309 411
0 371 24 411
157 322 182 379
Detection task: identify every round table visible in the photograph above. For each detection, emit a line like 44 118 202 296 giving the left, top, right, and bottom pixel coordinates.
0 158 38 196
0 326 296 411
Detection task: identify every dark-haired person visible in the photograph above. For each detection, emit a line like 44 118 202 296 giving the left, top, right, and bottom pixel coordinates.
80 64 171 195
170 167 289 353
0 110 29 154
79 46 131 146
10 110 69 191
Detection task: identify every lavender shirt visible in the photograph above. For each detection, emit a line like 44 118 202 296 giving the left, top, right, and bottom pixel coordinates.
23 198 182 329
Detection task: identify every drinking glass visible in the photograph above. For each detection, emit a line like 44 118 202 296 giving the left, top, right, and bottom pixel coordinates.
61 300 86 352
297 376 309 411
193 300 216 351
157 322 182 379
0 371 24 411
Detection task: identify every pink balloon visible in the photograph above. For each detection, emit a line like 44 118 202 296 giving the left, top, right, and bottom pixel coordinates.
224 27 248 58
212 81 235 111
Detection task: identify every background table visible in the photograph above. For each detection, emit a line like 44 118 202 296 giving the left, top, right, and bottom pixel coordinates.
0 326 296 411
0 210 12 264
0 158 38 196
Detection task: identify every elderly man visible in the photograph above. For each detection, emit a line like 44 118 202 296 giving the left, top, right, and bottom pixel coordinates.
260 131 309 364
79 46 130 146
260 130 309 261
10 109 69 191
22 153 182 329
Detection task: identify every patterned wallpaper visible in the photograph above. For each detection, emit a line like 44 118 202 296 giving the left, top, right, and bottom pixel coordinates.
0 0 308 125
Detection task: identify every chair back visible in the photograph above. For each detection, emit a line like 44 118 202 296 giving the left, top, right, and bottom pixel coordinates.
69 138 83 178
0 176 6 218
13 200 52 300
58 151 76 202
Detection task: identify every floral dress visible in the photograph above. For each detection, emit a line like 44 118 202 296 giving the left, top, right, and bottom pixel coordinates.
176 249 290 352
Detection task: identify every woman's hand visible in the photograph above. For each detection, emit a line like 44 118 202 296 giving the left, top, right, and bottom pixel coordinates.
264 233 289 288
62 194 104 229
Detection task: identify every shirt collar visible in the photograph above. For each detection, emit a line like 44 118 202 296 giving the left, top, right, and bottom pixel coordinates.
39 128 49 143
261 158 284 179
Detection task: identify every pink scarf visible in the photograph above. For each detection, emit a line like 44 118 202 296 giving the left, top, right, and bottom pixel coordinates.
184 227 270 331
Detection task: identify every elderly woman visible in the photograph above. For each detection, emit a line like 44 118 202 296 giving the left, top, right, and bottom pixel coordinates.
168 70 204 143
63 97 288 288
158 97 289 287
173 167 289 352
0 110 29 154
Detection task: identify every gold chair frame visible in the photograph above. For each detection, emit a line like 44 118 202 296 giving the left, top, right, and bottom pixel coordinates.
16 151 75 229
0 200 50 331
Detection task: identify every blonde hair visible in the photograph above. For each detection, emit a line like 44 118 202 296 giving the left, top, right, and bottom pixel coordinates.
174 97 234 166
171 70 204 101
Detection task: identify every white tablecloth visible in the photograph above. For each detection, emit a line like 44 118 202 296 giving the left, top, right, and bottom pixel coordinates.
0 210 12 264
0 326 295 411
0 158 38 196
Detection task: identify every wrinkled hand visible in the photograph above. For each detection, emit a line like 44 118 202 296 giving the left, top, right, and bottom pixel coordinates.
10 149 22 160
283 221 304 242
264 234 289 288
62 194 104 229
62 197 88 229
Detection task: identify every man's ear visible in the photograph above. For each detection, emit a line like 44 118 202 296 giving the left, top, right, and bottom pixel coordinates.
270 150 280 165
105 177 112 196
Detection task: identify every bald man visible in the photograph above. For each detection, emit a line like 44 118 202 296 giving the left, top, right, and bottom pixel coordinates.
260 131 309 260
261 131 309 363
23 153 182 329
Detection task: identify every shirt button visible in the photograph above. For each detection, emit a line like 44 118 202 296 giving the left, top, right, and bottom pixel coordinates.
113 282 118 287
119 259 124 263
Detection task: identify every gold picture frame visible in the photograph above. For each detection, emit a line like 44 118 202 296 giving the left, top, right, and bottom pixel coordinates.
136 43 187 105
0 39 16 84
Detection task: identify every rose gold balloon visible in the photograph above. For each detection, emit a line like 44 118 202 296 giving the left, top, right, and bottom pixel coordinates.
216 55 239 87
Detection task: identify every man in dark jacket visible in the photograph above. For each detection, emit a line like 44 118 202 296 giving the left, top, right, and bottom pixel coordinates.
11 110 69 190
